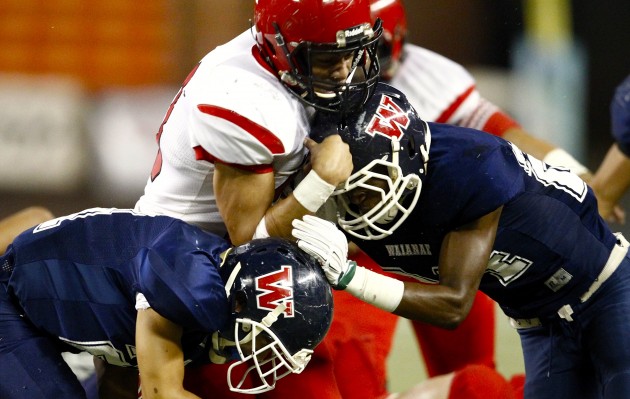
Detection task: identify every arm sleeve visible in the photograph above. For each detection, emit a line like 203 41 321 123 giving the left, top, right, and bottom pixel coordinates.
459 97 521 137
187 69 298 171
137 248 229 333
455 144 525 222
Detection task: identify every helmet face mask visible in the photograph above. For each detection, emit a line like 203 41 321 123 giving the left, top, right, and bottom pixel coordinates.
215 238 333 393
254 0 383 114
312 82 430 240
335 156 422 240
225 316 314 394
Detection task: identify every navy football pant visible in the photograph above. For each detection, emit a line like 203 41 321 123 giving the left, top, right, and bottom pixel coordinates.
519 256 630 399
0 284 87 399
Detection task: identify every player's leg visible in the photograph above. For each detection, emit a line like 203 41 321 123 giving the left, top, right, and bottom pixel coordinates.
388 365 517 399
582 257 630 398
259 337 343 399
184 340 344 399
184 363 249 398
332 290 398 399
0 286 86 399
411 291 496 377
333 248 399 399
518 318 596 399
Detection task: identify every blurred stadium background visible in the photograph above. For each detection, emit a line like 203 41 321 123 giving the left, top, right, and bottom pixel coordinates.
1 0 629 393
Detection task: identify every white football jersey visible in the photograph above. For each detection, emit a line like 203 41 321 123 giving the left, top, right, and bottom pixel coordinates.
390 44 495 128
135 30 312 236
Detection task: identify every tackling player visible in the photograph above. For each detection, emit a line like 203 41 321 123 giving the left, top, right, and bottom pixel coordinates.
296 82 630 398
591 74 630 223
0 208 333 399
133 0 380 397
319 1 597 396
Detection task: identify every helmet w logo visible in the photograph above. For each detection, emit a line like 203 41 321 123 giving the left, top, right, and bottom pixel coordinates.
365 94 410 139
255 265 294 317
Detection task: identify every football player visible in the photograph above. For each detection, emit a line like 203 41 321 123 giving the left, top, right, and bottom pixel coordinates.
295 82 630 398
0 208 333 399
317 1 597 396
133 0 380 397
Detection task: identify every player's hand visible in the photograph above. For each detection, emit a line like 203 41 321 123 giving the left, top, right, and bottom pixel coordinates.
305 135 353 187
292 215 356 289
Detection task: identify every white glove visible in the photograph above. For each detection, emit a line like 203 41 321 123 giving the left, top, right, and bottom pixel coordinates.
291 215 357 289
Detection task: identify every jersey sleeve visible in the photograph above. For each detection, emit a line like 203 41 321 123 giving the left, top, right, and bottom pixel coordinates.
457 144 525 220
187 67 301 172
431 126 525 224
611 75 630 156
136 223 230 333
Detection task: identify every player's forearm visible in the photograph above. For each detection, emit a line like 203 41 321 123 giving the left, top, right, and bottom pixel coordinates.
591 144 630 207
262 195 312 240
391 208 501 329
136 310 200 399
395 282 476 329
339 263 474 329
502 126 556 160
255 169 337 241
503 127 590 177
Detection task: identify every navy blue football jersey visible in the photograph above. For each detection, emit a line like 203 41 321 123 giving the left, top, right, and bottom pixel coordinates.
3 208 231 367
352 123 618 319
611 74 630 156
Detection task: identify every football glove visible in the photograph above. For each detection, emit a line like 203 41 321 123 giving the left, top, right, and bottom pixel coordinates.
291 215 356 289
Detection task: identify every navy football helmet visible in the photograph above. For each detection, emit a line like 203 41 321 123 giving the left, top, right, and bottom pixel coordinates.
254 0 382 115
312 82 431 240
214 237 333 394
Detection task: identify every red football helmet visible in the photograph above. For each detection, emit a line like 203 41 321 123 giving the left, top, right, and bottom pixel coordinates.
370 0 407 80
254 0 382 114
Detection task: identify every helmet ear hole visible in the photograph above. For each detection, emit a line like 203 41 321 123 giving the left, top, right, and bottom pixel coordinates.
407 134 417 158
264 38 277 56
233 290 248 314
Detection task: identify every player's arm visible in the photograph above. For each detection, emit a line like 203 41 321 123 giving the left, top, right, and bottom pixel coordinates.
395 207 501 328
590 75 630 223
215 135 352 246
590 143 630 223
292 208 501 329
502 125 592 181
465 98 591 181
136 307 201 399
0 206 54 255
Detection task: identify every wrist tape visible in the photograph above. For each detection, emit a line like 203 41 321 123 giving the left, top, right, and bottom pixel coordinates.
345 265 404 313
543 148 590 176
252 217 270 239
293 170 336 212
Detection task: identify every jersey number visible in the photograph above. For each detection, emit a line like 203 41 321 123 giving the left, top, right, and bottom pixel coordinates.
485 250 533 286
509 142 588 202
150 62 201 181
